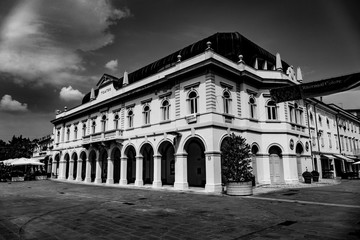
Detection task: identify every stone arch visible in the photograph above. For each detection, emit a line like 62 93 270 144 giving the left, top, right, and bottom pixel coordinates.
181 134 207 154
140 142 154 185
295 141 304 179
99 147 108 183
220 135 232 185
124 145 136 184
54 153 60 178
157 140 175 185
88 149 97 182
71 152 78 180
64 152 70 179
79 151 87 181
110 145 121 184
251 142 260 184
184 136 206 187
295 142 304 155
268 145 284 184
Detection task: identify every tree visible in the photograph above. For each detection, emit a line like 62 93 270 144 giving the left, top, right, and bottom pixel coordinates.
0 136 37 160
221 133 253 182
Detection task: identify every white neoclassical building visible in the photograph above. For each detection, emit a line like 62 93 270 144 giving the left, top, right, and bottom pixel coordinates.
49 32 359 193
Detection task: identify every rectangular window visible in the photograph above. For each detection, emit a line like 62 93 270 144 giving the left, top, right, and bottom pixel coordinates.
345 137 349 151
74 128 77 140
328 133 332 148
335 134 338 149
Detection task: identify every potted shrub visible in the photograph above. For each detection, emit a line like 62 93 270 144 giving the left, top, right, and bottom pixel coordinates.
221 133 253 196
11 170 25 182
311 170 319 182
302 170 312 184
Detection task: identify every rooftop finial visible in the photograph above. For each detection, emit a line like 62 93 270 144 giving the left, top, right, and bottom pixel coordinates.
123 71 129 86
177 54 182 63
263 60 268 70
206 41 212 51
276 53 283 71
90 88 95 101
297 67 303 83
254 58 258 69
238 54 244 64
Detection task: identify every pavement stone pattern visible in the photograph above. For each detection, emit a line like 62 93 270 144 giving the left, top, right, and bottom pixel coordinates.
0 179 359 239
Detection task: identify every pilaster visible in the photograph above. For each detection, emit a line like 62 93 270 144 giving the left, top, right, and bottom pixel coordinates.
135 156 144 186
174 153 189 190
106 157 114 184
152 154 162 188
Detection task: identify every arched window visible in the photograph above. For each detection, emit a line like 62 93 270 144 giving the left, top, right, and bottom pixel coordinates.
266 101 277 120
161 99 170 121
101 115 107 132
249 97 256 118
188 90 198 114
318 116 322 127
310 112 314 125
66 127 70 141
92 120 96 134
74 126 78 140
114 114 119 129
143 105 151 125
57 130 61 143
82 123 86 137
127 109 134 128
223 90 231 114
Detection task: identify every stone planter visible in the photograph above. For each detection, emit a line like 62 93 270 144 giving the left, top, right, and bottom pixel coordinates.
312 176 319 182
303 177 312 184
35 175 47 180
226 181 253 196
11 176 25 182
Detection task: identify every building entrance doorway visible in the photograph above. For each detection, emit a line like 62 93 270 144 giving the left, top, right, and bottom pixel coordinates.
185 138 206 187
269 146 284 184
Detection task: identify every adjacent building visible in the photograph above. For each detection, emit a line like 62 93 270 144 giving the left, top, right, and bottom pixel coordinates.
48 32 359 193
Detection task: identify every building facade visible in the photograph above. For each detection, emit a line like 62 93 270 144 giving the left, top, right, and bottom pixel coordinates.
49 33 359 193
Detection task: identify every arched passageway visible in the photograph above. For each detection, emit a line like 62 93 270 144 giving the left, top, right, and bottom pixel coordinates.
295 143 304 178
158 141 175 185
99 149 108 183
268 145 284 184
72 152 78 180
185 138 206 187
54 154 60 178
80 151 86 181
89 150 96 182
220 137 231 185
112 147 121 183
125 146 136 184
64 153 70 179
251 144 259 183
141 143 154 185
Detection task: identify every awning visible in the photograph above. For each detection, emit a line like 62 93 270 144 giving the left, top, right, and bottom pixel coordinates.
333 154 355 163
321 154 335 159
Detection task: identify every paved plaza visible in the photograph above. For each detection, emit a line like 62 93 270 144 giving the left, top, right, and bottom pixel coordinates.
0 180 359 239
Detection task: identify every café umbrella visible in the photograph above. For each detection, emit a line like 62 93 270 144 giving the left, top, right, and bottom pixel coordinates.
10 157 44 166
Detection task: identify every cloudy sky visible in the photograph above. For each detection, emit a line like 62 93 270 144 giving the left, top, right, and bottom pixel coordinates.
0 0 359 141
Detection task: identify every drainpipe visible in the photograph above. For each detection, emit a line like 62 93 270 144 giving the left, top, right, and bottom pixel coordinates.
305 102 314 170
335 112 343 175
313 103 321 170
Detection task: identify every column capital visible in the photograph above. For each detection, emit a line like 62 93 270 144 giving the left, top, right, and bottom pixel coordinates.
153 154 161 158
174 153 187 157
204 151 221 155
120 156 128 161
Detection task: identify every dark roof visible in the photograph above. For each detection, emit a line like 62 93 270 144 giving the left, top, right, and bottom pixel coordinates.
82 32 291 104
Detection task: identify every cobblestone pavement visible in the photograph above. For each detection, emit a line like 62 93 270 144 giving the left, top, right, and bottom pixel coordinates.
0 179 359 240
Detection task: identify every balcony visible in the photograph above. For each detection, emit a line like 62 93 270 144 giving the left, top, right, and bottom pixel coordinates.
82 129 123 145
